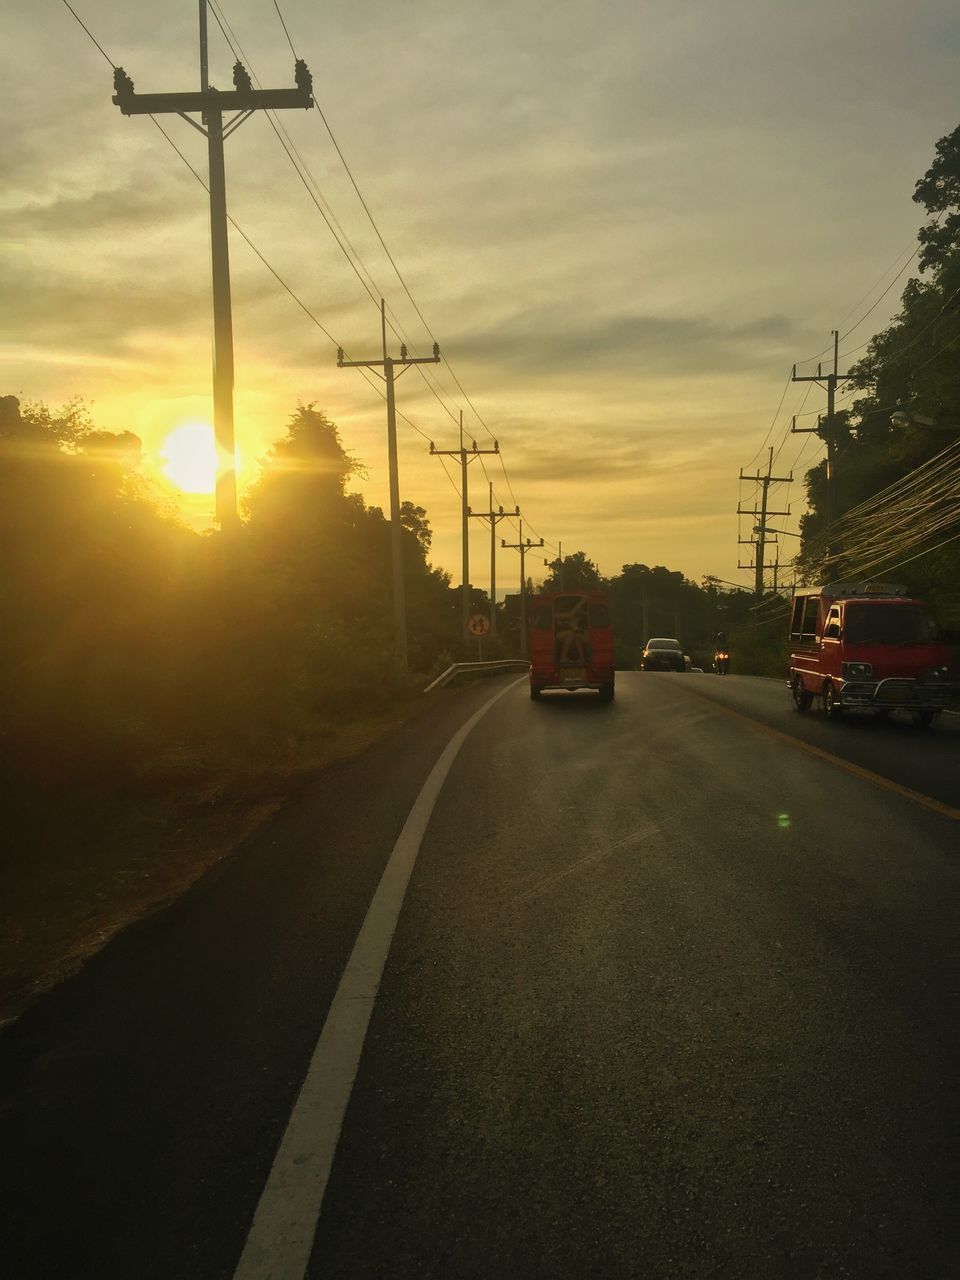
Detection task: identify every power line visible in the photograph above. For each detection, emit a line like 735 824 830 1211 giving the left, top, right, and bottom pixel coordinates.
271 0 298 58
206 1 389 316
268 0 547 538
61 0 114 66
100 9 473 478
63 0 567 568
837 243 920 340
741 371 793 470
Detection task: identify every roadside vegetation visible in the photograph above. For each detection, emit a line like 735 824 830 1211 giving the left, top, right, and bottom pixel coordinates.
796 122 960 621
0 399 478 1021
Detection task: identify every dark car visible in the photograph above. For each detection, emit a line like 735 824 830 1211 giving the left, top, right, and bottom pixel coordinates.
641 637 685 672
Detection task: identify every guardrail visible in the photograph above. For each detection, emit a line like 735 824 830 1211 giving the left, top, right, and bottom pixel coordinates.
423 659 530 694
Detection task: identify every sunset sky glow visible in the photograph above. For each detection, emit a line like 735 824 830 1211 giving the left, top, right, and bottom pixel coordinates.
4 0 959 590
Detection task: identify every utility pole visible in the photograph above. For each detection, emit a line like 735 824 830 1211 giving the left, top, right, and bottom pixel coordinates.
431 414 499 639
501 520 544 658
111 4 314 532
339 301 441 673
468 482 518 636
543 541 564 589
791 329 852 539
557 541 563 589
738 446 792 596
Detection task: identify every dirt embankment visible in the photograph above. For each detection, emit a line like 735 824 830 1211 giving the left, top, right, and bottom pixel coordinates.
0 703 422 1028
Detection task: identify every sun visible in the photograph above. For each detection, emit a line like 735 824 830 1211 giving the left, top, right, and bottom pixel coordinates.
158 422 219 494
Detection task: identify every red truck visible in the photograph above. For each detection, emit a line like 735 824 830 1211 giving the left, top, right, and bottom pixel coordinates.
528 591 615 702
787 581 960 726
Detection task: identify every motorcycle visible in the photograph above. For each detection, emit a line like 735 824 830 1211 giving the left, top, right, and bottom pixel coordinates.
714 649 730 675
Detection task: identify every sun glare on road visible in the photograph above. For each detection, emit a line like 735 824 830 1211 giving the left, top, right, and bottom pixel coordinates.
159 423 218 494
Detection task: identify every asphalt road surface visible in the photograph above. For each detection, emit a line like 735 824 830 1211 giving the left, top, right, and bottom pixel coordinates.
1 672 957 1279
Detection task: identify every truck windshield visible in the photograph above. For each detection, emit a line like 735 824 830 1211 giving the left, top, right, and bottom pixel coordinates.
844 604 939 645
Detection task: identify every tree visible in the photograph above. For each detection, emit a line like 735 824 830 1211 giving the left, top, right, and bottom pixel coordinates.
797 121 960 600
914 123 960 274
400 501 432 553
541 550 602 591
0 395 193 782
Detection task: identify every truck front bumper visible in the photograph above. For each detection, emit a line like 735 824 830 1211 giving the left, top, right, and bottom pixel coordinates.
838 677 960 712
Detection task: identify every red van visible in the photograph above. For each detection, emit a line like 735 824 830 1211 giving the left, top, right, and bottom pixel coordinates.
528 591 615 702
788 581 960 726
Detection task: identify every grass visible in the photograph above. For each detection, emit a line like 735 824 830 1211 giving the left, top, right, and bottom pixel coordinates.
0 698 425 1028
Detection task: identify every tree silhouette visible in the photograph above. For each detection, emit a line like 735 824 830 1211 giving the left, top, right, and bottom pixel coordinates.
542 550 602 591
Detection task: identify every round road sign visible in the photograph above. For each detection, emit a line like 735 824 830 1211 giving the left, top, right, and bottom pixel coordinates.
468 613 491 636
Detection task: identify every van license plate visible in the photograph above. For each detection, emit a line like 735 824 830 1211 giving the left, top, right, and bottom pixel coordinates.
564 668 586 681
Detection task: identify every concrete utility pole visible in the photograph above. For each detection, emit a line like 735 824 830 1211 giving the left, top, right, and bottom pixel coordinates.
543 541 565 589
111 4 314 531
738 446 792 596
338 301 441 673
502 520 544 657
790 329 852 538
468 482 518 636
431 413 499 639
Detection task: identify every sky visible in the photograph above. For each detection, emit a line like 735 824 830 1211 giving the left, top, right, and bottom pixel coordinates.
3 0 959 592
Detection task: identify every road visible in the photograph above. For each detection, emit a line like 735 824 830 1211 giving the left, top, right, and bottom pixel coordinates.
1 673 957 1279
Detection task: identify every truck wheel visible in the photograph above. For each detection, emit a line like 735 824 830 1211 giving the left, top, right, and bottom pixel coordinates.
912 709 938 728
822 680 842 720
598 682 614 703
792 676 813 712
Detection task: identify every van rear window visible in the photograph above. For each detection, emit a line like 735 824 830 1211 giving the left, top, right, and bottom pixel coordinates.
531 605 552 630
791 596 819 640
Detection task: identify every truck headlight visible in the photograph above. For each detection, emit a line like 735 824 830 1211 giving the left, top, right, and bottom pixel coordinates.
841 661 873 678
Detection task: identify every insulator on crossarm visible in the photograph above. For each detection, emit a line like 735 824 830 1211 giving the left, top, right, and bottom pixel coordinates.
337 346 344 365
295 59 313 95
400 344 408 360
432 342 440 359
429 441 435 454
233 62 253 92
113 67 134 96
471 440 478 451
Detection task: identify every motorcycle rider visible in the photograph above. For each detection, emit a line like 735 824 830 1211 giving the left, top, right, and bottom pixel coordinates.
714 631 729 675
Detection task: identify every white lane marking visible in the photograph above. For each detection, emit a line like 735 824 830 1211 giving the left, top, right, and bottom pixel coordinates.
233 677 524 1280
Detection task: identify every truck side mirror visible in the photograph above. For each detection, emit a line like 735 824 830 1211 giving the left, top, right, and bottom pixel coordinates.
825 623 840 639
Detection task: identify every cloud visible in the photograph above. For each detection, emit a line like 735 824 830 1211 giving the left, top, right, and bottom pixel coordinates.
453 308 802 378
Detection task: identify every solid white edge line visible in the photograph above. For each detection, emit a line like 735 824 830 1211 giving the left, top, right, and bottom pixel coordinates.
233 677 524 1280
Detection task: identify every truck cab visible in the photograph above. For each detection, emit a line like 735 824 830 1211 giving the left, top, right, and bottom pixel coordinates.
788 581 959 726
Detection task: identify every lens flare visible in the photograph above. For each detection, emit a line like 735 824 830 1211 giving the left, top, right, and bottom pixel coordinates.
159 423 218 494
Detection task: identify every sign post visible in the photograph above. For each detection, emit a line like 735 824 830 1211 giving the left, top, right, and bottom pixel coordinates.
468 612 491 661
